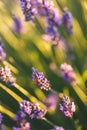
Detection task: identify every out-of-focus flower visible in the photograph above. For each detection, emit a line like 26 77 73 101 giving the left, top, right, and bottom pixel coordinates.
32 67 51 90
14 111 26 122
0 113 5 130
0 66 16 86
12 16 24 34
60 63 76 85
0 41 6 62
44 92 59 111
45 8 60 39
51 126 65 130
59 95 75 117
61 8 73 35
0 113 3 124
19 100 47 119
20 0 37 21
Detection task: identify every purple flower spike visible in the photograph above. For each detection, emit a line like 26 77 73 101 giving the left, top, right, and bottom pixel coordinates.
0 41 6 62
62 8 73 35
0 113 3 124
32 67 51 91
0 66 16 86
60 63 76 85
13 111 31 130
0 113 5 130
44 92 59 111
13 16 24 34
59 95 75 118
51 126 65 130
19 100 47 119
20 0 37 21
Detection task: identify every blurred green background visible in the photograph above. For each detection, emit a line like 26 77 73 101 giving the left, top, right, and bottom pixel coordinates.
0 0 87 130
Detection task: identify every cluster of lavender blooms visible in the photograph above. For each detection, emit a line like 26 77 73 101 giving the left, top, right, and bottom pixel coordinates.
43 92 59 111
32 67 51 90
32 67 76 117
13 111 30 130
59 95 75 118
0 113 5 130
19 0 73 44
0 41 6 62
51 126 65 130
60 63 76 85
19 100 47 119
0 66 16 86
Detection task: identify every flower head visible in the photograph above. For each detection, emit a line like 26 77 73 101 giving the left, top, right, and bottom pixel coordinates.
0 66 16 86
13 111 30 130
20 0 37 21
0 113 5 130
59 95 75 117
0 113 3 124
60 63 76 85
61 8 73 35
32 67 51 90
12 16 24 34
19 100 47 119
0 41 6 62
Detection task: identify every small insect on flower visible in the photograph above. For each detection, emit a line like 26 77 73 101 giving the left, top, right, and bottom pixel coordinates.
59 95 76 118
32 67 51 90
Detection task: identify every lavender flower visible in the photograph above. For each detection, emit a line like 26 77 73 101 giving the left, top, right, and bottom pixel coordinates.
61 8 73 35
44 92 59 111
32 67 51 90
14 111 26 122
0 66 16 86
51 126 65 130
37 0 54 16
0 41 6 62
60 63 76 85
19 100 47 119
0 113 5 130
45 8 60 39
13 111 30 130
12 16 24 34
20 0 37 21
59 95 75 117
0 113 3 124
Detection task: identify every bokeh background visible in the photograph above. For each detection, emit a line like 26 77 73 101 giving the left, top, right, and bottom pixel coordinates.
0 0 87 130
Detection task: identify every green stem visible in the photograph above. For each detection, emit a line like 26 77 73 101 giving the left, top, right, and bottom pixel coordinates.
42 117 56 127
